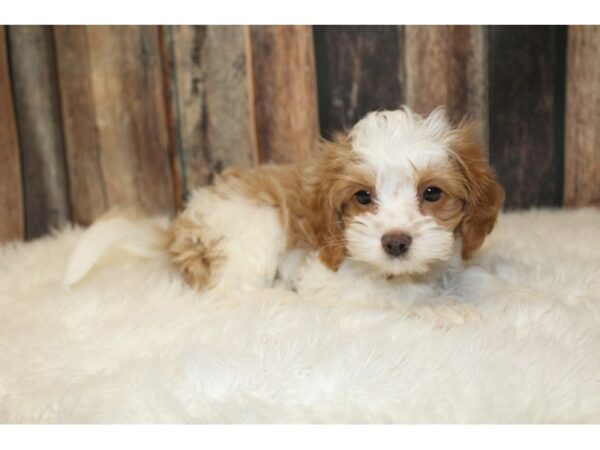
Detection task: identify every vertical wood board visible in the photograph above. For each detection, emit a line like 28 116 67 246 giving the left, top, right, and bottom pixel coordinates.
54 25 108 225
0 26 24 242
405 25 488 151
8 25 70 238
313 25 405 136
564 26 600 207
85 25 175 215
250 25 319 163
165 25 258 200
488 25 567 209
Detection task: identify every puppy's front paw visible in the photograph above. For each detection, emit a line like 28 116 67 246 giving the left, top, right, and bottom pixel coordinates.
410 300 482 328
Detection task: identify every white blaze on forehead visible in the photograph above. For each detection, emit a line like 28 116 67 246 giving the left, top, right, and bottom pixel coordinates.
349 108 454 176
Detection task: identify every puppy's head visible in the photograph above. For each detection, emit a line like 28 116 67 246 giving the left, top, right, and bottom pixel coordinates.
313 107 504 276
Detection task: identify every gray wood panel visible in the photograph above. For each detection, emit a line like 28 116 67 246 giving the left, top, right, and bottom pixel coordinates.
313 25 405 136
488 25 567 209
8 25 70 239
163 25 258 202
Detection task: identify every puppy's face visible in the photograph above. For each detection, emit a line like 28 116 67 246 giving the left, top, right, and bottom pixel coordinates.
315 108 504 276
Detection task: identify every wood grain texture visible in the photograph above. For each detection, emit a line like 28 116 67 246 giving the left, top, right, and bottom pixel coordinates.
158 26 184 211
8 25 70 239
564 26 600 207
250 26 319 163
488 26 567 209
405 26 487 149
83 26 175 215
164 25 258 200
313 25 405 136
0 26 24 242
54 26 108 225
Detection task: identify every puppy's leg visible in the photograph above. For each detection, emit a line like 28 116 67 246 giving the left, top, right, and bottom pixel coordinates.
292 253 481 326
407 301 482 328
169 188 286 292
169 211 221 291
291 253 437 308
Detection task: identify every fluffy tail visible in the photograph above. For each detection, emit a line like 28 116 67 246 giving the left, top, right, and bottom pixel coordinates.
64 210 170 286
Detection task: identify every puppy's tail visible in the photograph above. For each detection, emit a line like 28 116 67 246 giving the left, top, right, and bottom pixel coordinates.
64 208 171 287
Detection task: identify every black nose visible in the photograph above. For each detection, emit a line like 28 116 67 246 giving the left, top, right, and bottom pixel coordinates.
381 233 412 257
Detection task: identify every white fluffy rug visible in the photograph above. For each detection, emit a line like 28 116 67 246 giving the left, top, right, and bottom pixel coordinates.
1 208 600 423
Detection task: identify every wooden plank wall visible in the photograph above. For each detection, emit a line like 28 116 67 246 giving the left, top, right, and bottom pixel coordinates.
250 26 320 164
0 26 24 241
404 26 487 141
313 26 405 135
8 26 70 239
1 25 599 243
565 26 600 207
162 25 257 200
488 26 566 209
56 26 175 222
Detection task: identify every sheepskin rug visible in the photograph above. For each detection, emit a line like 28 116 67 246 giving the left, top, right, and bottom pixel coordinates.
1 208 600 423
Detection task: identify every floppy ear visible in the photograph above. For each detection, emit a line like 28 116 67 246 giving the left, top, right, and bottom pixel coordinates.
451 122 505 260
317 198 346 271
309 136 350 271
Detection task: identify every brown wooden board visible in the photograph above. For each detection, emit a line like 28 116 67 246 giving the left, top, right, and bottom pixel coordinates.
0 26 24 242
564 26 600 207
54 26 108 225
487 26 567 209
250 26 319 163
82 26 175 215
313 25 405 137
162 25 258 201
405 26 488 151
8 26 70 239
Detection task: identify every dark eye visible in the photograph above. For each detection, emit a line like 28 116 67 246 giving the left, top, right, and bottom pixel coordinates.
423 186 443 202
355 190 372 205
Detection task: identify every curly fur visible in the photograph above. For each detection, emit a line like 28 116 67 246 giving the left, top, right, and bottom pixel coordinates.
169 107 504 293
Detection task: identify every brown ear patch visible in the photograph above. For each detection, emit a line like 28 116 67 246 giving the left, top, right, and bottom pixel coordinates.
307 135 351 271
318 224 346 271
306 134 377 272
450 122 505 260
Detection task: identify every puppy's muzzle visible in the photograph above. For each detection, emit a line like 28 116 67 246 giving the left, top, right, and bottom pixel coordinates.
381 233 412 257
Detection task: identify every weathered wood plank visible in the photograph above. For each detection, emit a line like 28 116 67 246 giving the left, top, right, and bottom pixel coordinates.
8 25 70 239
488 26 567 209
53 26 108 225
313 25 405 136
405 25 487 149
163 25 258 201
0 26 24 242
158 26 184 211
84 26 175 215
564 26 600 207
250 26 319 163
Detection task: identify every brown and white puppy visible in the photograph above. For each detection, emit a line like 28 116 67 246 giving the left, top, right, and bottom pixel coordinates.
169 107 504 297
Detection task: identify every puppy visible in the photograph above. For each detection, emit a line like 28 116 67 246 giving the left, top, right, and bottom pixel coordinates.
168 107 504 305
